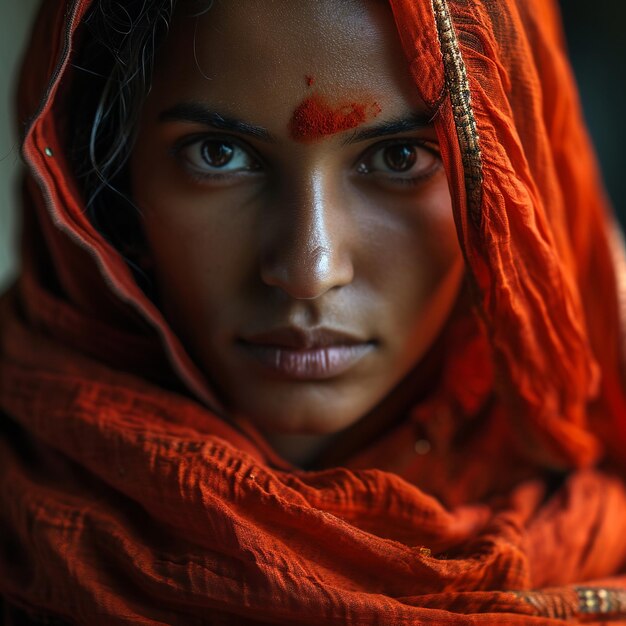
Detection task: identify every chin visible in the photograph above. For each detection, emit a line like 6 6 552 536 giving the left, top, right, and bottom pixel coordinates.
228 390 369 437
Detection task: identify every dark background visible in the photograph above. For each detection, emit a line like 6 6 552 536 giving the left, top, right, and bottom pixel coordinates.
560 1 626 221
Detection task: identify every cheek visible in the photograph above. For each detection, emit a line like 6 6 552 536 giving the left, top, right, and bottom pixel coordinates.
405 185 462 350
412 186 462 296
130 157 257 338
363 174 460 298
139 216 251 366
363 176 462 357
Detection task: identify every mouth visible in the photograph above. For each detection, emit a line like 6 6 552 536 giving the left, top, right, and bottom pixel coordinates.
237 326 375 380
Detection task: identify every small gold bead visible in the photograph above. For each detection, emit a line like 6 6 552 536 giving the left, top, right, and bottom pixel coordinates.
414 439 431 455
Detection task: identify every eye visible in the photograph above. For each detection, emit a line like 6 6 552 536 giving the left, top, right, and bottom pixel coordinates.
382 144 417 172
176 137 261 177
201 141 234 168
356 140 441 184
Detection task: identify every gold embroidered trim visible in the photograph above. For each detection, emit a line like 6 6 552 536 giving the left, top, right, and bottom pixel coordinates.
512 587 626 619
431 0 483 227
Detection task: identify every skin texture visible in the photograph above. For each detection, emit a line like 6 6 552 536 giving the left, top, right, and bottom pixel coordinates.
130 0 464 465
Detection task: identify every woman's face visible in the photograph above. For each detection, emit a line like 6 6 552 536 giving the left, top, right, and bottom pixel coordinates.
131 0 463 444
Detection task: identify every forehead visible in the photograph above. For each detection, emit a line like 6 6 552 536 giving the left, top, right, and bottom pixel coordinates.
148 0 424 125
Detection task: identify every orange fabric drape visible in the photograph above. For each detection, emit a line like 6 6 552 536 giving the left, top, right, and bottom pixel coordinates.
2 0 626 624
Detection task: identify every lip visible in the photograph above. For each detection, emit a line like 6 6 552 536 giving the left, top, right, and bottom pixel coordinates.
238 327 375 380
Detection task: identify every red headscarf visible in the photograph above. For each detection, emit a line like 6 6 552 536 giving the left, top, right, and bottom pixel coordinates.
2 0 626 623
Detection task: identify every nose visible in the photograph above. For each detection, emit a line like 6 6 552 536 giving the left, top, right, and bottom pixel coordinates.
260 171 354 300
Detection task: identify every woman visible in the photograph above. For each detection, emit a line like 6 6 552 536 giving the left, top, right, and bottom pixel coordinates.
2 0 626 623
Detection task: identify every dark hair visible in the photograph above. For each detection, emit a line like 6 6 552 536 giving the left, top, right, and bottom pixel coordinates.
68 0 211 261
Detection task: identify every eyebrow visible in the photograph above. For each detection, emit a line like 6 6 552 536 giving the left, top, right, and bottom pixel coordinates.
159 102 276 142
342 112 434 145
159 102 434 144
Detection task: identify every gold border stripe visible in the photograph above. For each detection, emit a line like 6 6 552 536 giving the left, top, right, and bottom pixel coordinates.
431 0 483 227
512 587 626 619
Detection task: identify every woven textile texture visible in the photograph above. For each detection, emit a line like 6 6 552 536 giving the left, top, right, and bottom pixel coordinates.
1 0 626 623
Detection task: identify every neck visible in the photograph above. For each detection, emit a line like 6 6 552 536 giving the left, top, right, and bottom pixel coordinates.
264 431 339 467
